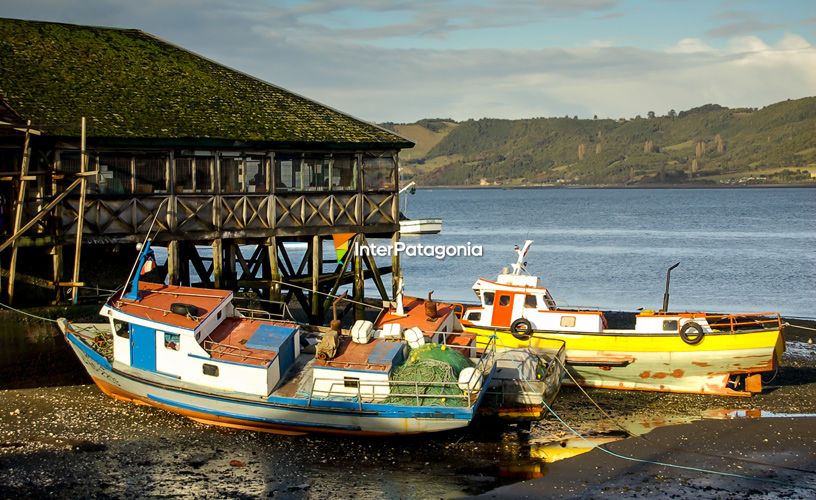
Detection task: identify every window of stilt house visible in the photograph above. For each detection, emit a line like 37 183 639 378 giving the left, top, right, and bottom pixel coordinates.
175 156 215 193
134 155 168 194
363 153 396 191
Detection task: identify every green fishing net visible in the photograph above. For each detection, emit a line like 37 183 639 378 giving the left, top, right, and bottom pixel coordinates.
383 344 475 407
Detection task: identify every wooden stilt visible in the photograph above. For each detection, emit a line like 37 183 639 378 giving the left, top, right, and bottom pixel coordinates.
226 240 236 289
167 240 180 285
268 236 280 301
391 232 400 300
70 117 88 304
8 120 32 304
212 239 223 288
52 245 63 304
353 238 364 321
311 234 321 321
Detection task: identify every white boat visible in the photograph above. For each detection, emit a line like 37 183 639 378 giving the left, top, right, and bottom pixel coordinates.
399 218 443 234
58 241 498 436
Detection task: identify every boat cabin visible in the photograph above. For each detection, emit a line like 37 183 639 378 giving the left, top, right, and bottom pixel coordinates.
102 281 300 397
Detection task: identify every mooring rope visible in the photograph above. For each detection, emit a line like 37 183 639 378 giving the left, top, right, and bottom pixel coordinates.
0 301 58 323
541 399 816 489
785 322 816 332
270 280 385 311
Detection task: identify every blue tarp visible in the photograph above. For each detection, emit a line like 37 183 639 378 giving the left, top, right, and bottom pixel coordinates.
367 341 404 367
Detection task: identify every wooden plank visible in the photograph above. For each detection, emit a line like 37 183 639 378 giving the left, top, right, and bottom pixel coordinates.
71 117 88 305
212 238 223 288
311 234 321 320
7 120 32 304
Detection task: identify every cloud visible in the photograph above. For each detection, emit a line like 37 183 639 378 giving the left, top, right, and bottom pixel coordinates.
1 1 815 123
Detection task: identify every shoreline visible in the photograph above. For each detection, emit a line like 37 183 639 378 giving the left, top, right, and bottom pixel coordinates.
413 183 816 190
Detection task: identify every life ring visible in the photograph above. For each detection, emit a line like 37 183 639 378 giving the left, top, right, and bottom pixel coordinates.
510 318 533 341
679 321 705 345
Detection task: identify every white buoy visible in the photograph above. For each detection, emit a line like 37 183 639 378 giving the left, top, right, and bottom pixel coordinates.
404 327 426 349
458 367 483 392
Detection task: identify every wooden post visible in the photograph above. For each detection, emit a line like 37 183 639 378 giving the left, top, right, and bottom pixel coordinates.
391 232 400 300
226 240 236 289
353 235 364 321
212 238 223 288
311 234 321 321
8 120 32 304
167 240 180 285
268 236 280 301
71 117 88 304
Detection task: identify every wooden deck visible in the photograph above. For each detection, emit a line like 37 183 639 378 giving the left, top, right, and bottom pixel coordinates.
204 318 299 367
314 337 405 373
115 282 231 329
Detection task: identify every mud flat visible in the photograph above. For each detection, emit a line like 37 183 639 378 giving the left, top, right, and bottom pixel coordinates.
1 325 815 498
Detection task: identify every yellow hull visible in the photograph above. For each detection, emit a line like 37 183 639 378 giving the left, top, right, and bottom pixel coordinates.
468 326 784 396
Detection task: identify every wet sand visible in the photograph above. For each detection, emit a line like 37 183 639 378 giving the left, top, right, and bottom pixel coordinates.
1 327 815 498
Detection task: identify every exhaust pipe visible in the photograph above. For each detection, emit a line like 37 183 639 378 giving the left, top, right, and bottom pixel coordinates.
660 262 680 313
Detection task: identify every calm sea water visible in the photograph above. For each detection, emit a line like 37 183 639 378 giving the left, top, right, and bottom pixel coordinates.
394 187 816 318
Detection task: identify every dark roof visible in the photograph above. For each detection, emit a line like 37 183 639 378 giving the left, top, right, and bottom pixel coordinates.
0 18 412 149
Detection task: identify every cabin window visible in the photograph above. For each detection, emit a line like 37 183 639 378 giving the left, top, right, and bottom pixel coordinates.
466 311 482 321
217 310 222 320
275 154 303 191
362 153 396 191
543 295 557 310
331 154 357 190
663 320 678 331
343 377 360 388
219 156 241 193
560 316 576 328
114 321 129 339
97 154 133 194
164 332 180 351
202 364 219 377
525 295 538 308
498 295 511 307
483 292 494 305
134 155 168 194
302 154 331 191
244 157 266 193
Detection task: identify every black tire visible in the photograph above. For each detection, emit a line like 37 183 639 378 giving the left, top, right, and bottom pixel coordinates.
679 321 705 345
510 318 533 341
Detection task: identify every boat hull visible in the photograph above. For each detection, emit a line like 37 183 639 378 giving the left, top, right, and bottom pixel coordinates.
64 331 475 436
467 326 783 396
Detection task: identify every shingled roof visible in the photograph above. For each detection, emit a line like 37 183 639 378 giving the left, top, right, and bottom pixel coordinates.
0 18 412 149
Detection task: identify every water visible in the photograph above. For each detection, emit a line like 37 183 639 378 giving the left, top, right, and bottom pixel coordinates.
396 187 816 318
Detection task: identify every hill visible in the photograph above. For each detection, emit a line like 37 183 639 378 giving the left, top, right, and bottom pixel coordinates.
388 98 816 186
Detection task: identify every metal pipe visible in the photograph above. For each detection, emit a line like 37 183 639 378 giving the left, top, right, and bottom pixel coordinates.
660 262 680 313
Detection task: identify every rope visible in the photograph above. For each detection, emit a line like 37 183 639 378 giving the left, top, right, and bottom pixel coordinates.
541 399 815 489
270 280 384 311
0 301 57 323
785 322 816 332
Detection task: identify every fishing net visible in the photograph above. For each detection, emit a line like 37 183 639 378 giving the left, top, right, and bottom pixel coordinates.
384 344 475 407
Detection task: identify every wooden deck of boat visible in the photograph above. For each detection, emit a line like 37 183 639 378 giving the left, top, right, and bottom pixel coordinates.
205 318 296 366
273 354 316 398
115 282 231 330
313 337 396 372
376 296 453 333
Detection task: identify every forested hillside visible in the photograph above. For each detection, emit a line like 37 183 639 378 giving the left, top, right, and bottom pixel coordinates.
383 97 816 186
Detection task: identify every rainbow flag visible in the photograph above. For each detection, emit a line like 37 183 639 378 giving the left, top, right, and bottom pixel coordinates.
332 233 355 265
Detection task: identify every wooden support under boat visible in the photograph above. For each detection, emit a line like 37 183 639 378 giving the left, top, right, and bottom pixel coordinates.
71 117 88 304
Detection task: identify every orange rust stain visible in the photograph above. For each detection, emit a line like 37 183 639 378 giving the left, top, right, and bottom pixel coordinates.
671 369 685 378
692 361 710 367
639 371 651 379
653 372 669 379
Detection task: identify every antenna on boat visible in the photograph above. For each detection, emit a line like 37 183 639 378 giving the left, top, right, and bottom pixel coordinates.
660 262 680 313
121 198 169 301
511 240 534 275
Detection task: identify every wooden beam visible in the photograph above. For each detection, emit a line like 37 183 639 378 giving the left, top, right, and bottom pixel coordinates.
212 238 223 288
391 232 400 300
311 234 321 321
354 236 364 321
268 236 280 301
7 119 32 304
71 117 88 305
0 177 86 253
167 240 180 285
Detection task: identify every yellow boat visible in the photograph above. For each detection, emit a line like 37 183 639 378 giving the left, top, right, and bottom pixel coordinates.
459 241 784 396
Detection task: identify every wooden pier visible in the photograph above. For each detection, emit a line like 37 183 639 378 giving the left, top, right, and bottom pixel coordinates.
0 18 413 324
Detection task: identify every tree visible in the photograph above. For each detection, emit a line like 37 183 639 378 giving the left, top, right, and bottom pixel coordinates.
647 111 656 119
668 109 677 118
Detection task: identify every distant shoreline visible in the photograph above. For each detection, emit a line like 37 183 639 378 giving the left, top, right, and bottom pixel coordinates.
413 183 816 190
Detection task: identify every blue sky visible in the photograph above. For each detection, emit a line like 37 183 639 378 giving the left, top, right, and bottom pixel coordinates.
2 0 815 122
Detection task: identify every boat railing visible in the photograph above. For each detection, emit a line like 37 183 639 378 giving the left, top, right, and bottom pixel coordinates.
202 339 272 365
691 313 782 333
233 304 294 322
307 334 497 409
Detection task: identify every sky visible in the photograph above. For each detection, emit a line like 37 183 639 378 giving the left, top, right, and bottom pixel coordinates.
2 0 815 123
